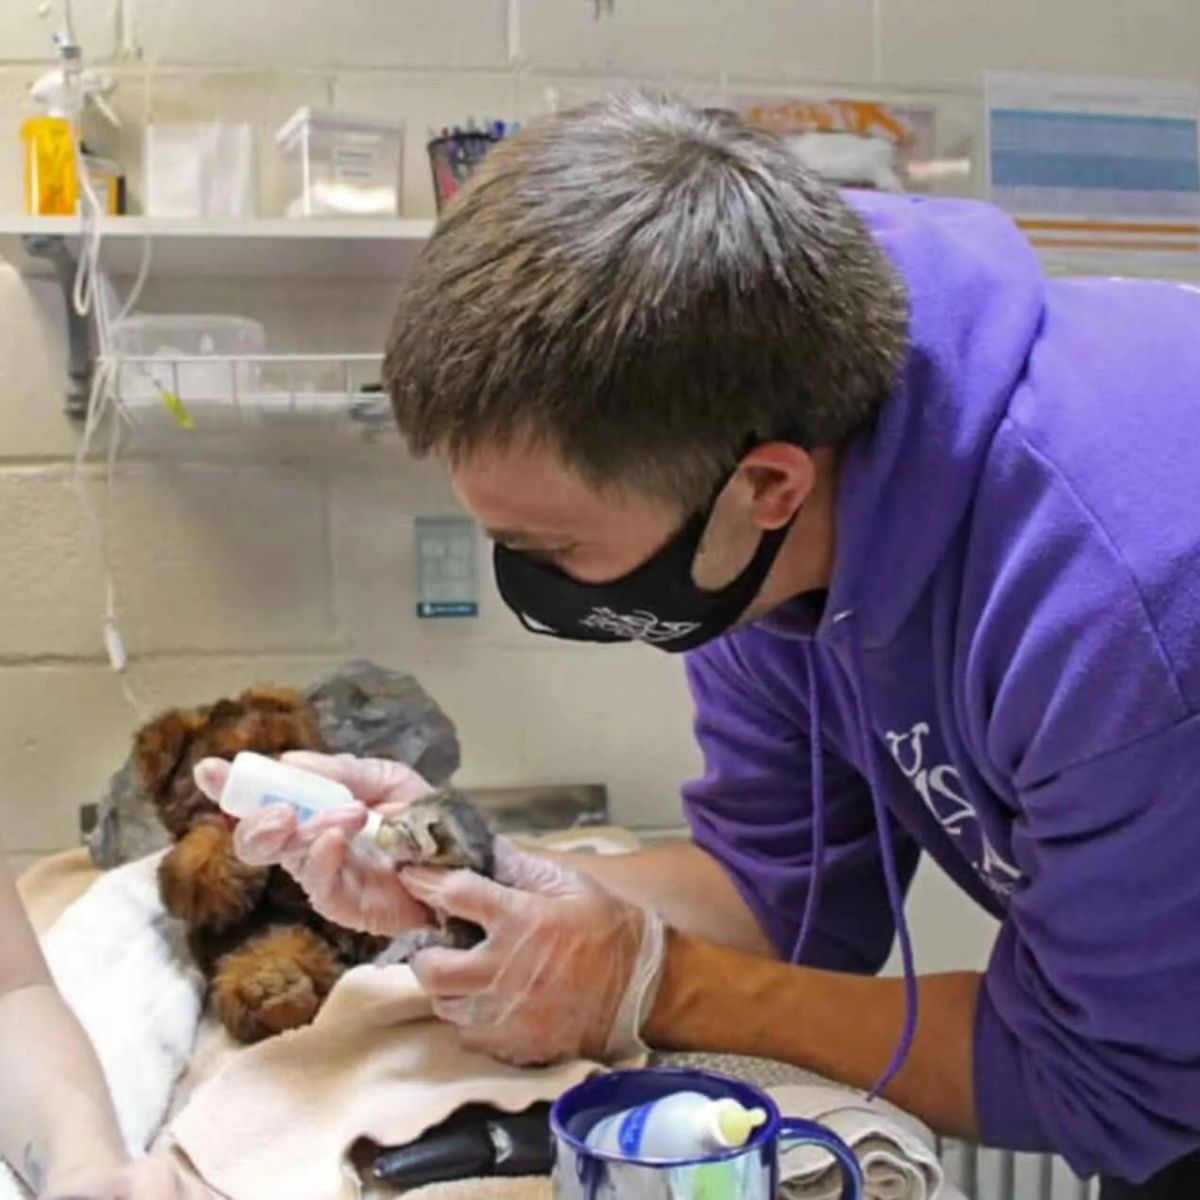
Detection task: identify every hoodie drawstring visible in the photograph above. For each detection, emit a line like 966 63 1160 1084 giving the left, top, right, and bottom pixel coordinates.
841 614 919 1100
794 614 918 1101
791 641 826 966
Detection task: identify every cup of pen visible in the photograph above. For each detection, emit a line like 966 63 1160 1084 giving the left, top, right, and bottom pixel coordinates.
551 1068 864 1200
427 130 497 213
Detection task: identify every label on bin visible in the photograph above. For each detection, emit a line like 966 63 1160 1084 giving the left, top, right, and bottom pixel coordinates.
333 140 380 183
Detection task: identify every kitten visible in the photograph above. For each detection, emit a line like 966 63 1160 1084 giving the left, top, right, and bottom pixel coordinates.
374 789 495 965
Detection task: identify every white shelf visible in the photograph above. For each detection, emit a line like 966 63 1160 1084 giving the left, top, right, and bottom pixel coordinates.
108 351 385 422
0 215 434 279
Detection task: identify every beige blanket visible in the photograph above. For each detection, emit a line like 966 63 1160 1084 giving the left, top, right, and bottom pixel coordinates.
16 839 636 1200
172 963 600 1200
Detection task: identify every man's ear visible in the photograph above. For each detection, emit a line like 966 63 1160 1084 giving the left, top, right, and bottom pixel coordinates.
692 443 813 590
738 442 816 529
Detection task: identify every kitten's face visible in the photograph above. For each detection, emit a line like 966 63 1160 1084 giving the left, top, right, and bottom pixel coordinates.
379 791 494 875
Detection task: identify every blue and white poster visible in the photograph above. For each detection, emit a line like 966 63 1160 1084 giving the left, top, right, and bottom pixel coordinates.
415 516 479 619
986 72 1200 270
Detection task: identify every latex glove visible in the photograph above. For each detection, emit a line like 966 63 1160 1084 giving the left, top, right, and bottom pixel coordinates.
403 839 665 1066
192 752 435 938
46 1155 218 1199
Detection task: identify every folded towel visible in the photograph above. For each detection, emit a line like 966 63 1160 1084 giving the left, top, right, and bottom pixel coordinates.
650 1054 961 1199
771 1083 965 1200
171 963 620 1200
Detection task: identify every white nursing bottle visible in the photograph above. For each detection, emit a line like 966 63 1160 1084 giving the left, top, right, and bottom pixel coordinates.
217 751 385 846
584 1090 768 1160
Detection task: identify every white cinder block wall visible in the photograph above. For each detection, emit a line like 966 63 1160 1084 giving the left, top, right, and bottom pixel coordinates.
3 0 1199 974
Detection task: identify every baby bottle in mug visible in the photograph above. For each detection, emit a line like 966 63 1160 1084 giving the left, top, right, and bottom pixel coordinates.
584 1090 767 1159
552 1068 864 1200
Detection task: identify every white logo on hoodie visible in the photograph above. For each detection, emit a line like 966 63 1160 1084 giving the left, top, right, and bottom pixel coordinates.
885 721 1023 899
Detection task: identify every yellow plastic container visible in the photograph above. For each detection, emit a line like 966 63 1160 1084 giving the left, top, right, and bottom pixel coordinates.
21 117 122 216
22 114 79 216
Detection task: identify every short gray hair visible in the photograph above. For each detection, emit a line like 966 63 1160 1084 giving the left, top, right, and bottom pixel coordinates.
386 90 909 509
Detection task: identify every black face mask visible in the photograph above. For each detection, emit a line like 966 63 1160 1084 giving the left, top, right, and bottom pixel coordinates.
493 465 801 654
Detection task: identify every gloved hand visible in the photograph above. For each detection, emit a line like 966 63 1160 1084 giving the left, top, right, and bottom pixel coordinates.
402 839 666 1066
46 1154 218 1199
192 752 436 938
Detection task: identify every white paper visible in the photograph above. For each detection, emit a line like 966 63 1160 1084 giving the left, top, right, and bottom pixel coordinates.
144 123 257 219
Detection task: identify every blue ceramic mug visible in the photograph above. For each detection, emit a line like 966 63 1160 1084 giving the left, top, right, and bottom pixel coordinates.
551 1067 863 1200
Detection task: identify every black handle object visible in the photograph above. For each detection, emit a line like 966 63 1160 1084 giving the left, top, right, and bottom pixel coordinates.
372 1120 492 1188
485 1104 555 1175
371 1103 553 1188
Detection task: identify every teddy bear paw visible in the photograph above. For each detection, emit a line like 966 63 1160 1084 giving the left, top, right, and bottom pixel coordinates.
212 926 343 1042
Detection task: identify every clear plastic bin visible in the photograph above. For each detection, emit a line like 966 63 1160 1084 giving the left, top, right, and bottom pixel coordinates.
110 314 267 406
276 107 404 218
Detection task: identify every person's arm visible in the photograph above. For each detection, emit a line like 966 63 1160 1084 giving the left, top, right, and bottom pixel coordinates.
542 840 775 958
646 929 982 1138
0 843 127 1195
971 714 1200 1184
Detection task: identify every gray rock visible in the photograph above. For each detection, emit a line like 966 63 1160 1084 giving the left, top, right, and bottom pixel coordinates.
86 759 172 869
305 660 460 787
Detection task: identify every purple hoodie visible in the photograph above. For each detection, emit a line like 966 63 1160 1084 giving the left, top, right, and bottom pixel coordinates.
683 190 1200 1183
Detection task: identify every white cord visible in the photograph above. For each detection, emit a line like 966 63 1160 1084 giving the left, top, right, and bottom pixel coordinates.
71 335 148 719
116 0 140 58
62 55 155 719
71 360 149 718
69 71 153 338
116 238 152 323
71 146 106 322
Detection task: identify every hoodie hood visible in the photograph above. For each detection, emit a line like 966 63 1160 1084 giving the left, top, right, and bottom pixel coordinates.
761 192 1046 646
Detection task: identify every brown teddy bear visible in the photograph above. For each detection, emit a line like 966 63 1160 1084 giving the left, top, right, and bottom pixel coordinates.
134 685 389 1042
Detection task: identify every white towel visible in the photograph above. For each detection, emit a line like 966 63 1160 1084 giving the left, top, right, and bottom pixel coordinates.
0 1160 24 1200
36 852 204 1154
772 1083 966 1200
